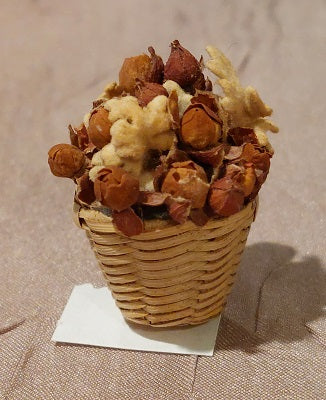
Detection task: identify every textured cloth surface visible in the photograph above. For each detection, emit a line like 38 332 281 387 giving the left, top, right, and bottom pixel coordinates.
0 1 325 399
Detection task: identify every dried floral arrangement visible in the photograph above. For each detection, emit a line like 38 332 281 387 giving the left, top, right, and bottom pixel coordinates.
48 41 278 236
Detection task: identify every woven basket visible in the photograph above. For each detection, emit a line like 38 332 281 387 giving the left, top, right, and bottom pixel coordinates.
73 199 258 327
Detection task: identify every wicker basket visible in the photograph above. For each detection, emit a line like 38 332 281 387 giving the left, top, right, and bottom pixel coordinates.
73 199 258 327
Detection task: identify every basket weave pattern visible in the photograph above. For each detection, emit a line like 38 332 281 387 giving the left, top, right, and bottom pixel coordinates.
73 200 257 327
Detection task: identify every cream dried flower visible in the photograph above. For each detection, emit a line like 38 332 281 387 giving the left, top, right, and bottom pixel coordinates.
205 45 278 148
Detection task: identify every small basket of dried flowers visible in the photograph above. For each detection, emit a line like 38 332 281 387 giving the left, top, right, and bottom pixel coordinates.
48 41 278 327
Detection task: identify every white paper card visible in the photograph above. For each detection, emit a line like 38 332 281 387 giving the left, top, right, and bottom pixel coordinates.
52 284 220 356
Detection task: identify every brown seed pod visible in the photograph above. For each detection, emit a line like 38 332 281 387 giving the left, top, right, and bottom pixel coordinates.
164 40 203 88
161 161 209 209
180 104 222 149
119 47 164 94
225 163 256 198
241 143 271 173
48 144 86 178
94 166 139 211
87 107 112 149
208 176 245 217
134 81 168 106
119 54 152 94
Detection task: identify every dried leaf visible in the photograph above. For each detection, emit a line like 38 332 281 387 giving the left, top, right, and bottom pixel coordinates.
228 127 258 146
92 99 105 108
191 72 206 92
142 149 162 170
76 173 96 205
185 102 221 124
165 198 191 224
148 46 164 84
99 82 124 100
68 124 89 151
191 91 219 113
205 77 213 91
208 176 245 217
241 143 270 173
84 142 97 159
224 145 244 161
189 208 209 226
69 124 79 147
153 162 169 192
166 140 190 165
112 208 144 236
135 81 168 107
138 191 170 206
188 144 225 167
167 90 180 129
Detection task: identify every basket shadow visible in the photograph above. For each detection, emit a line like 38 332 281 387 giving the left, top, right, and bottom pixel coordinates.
217 242 326 353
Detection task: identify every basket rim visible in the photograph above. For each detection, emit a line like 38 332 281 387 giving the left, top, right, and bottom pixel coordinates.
73 197 258 239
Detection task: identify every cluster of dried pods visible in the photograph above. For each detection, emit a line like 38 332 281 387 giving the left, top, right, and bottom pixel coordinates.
48 40 273 236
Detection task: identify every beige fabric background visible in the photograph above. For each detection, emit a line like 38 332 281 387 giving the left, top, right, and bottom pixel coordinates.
1 1 325 399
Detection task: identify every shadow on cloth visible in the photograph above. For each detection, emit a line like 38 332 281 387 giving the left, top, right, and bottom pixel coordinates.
218 242 326 353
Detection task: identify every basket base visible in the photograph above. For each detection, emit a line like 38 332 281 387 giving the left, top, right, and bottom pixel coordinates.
75 199 257 328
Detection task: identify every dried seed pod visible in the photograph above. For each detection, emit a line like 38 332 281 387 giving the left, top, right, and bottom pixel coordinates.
119 54 152 94
180 104 222 149
94 166 139 211
225 163 256 198
161 161 209 208
241 143 271 173
87 108 112 149
119 47 164 94
208 176 245 217
164 40 203 88
48 144 86 178
135 81 168 106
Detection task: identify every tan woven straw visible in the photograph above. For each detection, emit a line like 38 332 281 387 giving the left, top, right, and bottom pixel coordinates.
73 199 258 327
